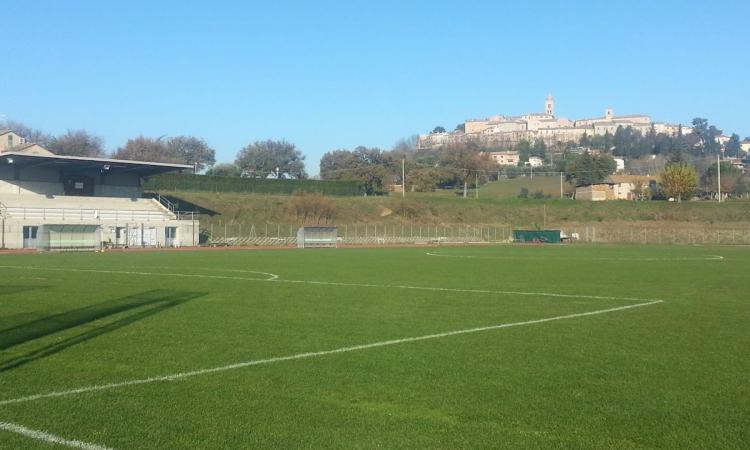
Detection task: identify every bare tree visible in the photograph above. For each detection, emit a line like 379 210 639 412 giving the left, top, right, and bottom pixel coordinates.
47 130 105 157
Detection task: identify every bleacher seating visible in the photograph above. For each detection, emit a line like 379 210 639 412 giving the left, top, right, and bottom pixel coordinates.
0 195 176 222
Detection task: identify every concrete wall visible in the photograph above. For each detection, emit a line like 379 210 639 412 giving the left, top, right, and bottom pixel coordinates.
0 180 64 195
1 217 199 250
575 184 616 201
0 166 142 198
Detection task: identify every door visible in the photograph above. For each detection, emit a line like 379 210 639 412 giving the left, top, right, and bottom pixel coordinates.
143 227 157 246
165 227 178 247
115 227 126 247
22 226 38 249
128 227 141 247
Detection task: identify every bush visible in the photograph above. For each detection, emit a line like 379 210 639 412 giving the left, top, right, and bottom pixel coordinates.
518 187 529 198
288 193 337 224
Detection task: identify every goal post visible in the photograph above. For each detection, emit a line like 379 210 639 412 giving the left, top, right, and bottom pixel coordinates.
297 226 338 248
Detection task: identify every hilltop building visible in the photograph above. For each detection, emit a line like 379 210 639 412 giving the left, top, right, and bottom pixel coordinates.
418 96 692 149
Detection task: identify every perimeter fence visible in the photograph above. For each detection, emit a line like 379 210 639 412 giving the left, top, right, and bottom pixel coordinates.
201 222 750 247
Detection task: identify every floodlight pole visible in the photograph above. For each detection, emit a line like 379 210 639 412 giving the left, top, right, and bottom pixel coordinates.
560 171 563 198
717 154 721 202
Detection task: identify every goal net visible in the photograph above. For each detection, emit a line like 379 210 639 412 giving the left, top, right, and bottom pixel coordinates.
297 226 338 248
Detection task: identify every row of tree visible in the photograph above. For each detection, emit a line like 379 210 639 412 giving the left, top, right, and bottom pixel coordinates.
582 118 746 159
4 119 218 171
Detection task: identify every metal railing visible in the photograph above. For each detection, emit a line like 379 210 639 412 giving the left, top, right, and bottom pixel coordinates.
3 206 190 222
155 194 175 214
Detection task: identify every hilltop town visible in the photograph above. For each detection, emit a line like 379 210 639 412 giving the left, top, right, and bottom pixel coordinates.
418 95 695 149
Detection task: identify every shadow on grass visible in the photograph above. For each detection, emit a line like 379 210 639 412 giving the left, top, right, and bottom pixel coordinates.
0 285 51 297
0 289 205 372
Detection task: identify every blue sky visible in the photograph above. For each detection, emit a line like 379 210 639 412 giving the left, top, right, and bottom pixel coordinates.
3 0 749 174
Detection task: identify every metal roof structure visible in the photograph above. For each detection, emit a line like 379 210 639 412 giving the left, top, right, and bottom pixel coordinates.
0 152 192 176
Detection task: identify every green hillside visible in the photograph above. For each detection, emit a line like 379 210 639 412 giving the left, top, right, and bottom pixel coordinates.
161 188 750 229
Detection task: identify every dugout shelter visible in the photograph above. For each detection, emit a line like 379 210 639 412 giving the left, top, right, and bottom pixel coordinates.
297 226 338 248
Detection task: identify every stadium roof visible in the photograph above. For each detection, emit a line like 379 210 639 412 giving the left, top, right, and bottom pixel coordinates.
0 152 192 176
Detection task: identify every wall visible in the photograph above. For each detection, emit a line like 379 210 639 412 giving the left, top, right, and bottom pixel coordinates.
1 217 199 250
575 184 615 201
0 180 64 195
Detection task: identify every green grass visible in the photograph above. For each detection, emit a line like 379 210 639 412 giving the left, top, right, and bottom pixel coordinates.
167 189 750 229
0 245 748 448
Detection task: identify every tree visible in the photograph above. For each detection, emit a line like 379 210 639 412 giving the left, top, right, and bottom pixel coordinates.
725 133 741 158
46 130 105 157
530 139 547 159
701 161 742 197
564 152 617 186
235 139 306 179
455 123 466 133
431 126 446 134
320 146 396 195
659 163 697 202
691 118 722 154
205 163 242 177
438 143 495 197
515 140 532 162
166 136 216 172
579 132 591 148
113 136 181 163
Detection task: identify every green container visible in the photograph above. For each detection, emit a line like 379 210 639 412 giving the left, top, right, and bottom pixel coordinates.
512 230 562 244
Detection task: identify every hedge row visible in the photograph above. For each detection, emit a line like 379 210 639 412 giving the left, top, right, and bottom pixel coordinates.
144 173 361 196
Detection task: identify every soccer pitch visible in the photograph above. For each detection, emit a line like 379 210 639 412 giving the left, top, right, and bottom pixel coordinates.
0 245 748 449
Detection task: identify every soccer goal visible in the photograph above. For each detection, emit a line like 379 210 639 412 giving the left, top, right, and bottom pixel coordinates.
297 226 338 248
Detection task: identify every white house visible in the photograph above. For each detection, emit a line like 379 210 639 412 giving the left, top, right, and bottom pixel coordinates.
528 156 544 167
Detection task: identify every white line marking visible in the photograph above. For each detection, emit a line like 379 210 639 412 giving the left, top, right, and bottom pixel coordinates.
0 265 659 302
0 421 113 450
0 300 662 407
0 265 278 281
271 278 660 302
426 252 725 261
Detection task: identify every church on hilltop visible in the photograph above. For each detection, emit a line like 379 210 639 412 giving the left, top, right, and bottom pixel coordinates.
418 95 692 149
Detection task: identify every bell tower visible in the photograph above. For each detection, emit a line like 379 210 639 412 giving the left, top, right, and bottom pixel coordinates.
545 93 555 116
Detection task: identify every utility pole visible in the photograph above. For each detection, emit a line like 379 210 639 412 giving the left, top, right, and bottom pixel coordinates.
475 172 479 199
717 154 721 202
402 159 405 198
560 171 563 198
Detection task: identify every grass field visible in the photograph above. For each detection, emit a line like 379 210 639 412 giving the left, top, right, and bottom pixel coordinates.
0 245 748 449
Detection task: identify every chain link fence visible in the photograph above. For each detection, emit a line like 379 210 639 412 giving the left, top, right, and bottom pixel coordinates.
201 222 750 247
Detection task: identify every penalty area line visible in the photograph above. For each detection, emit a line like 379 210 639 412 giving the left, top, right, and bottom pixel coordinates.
0 299 663 407
0 421 113 450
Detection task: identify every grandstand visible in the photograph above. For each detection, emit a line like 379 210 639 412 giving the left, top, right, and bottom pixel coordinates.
0 151 198 250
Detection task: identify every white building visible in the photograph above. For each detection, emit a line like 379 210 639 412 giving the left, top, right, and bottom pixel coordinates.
418 96 692 149
528 156 544 167
488 151 520 166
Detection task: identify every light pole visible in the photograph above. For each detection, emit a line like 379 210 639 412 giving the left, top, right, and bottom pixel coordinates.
717 154 721 202
402 159 405 198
